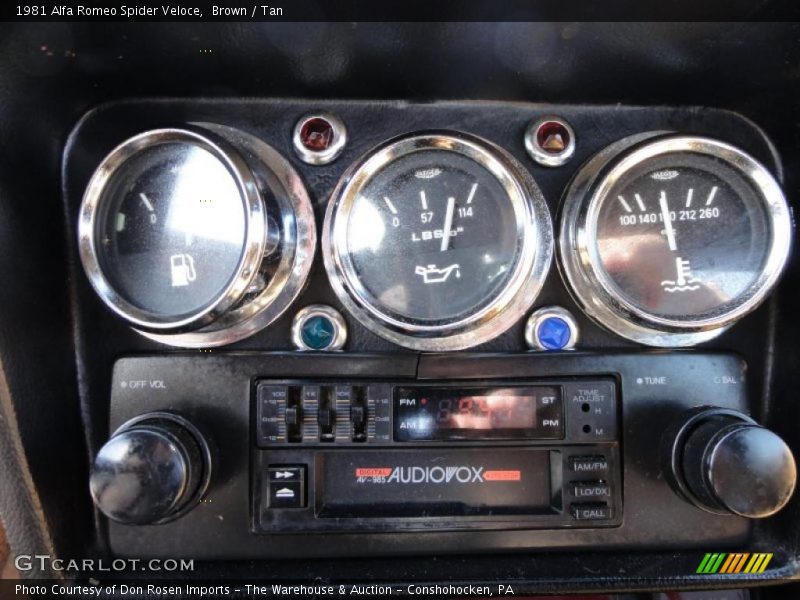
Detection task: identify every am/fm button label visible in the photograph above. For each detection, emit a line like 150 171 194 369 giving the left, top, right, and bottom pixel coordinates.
569 455 608 473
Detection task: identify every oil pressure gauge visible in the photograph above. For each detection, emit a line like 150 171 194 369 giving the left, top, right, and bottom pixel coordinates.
323 131 553 350
78 125 316 347
559 134 792 346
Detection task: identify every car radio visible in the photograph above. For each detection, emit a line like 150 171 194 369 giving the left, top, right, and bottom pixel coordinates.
253 379 621 532
93 352 794 560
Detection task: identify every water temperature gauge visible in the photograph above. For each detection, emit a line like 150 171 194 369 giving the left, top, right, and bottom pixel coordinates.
78 125 315 347
560 134 792 346
323 131 553 350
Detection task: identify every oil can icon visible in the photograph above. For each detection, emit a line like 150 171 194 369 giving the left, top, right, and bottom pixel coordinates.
170 253 197 287
414 263 461 285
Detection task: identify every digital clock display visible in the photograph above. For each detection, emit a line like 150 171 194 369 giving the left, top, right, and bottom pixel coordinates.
394 386 563 441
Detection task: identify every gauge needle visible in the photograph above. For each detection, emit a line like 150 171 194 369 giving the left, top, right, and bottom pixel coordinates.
440 196 455 252
659 191 677 251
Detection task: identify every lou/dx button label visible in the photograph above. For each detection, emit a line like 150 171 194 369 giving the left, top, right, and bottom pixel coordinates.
572 481 610 498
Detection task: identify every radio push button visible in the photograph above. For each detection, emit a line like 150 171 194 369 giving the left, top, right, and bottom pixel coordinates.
570 503 611 520
568 455 609 474
267 465 306 509
572 481 610 499
268 466 305 481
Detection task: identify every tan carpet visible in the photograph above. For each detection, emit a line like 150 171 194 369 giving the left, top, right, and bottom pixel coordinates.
0 519 18 579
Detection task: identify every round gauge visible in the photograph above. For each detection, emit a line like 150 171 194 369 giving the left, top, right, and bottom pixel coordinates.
560 134 792 346
323 131 553 350
95 139 251 321
79 125 316 347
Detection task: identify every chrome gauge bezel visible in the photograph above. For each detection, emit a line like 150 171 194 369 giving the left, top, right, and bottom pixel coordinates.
559 133 792 347
79 124 317 348
322 131 553 351
78 126 267 334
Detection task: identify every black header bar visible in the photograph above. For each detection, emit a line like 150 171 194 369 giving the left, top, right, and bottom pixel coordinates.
4 0 800 22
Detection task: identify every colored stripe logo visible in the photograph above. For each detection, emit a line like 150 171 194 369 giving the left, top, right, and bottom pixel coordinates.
483 470 522 481
355 468 392 477
696 553 773 574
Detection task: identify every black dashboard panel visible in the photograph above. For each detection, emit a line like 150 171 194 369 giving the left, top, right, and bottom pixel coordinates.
53 76 800 588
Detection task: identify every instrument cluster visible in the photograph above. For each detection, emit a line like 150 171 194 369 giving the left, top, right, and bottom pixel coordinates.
75 106 792 351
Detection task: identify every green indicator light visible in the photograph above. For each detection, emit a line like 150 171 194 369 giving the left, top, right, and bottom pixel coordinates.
300 315 336 350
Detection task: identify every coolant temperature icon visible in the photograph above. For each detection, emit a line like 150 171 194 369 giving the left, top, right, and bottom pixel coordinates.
661 256 701 293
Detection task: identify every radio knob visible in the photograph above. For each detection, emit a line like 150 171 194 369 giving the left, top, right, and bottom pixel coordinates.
666 408 796 518
89 413 211 525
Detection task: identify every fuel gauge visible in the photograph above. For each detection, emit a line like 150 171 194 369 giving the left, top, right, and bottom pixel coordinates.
94 135 252 322
79 125 316 347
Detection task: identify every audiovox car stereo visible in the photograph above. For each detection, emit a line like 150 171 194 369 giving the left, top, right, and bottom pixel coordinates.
253 379 621 533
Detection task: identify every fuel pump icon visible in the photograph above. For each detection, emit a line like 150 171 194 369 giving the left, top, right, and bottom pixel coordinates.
170 253 197 287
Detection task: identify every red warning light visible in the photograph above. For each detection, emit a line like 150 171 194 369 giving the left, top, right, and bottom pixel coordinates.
299 117 335 152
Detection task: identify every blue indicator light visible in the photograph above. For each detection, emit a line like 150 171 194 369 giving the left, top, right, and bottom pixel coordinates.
537 316 572 350
300 315 336 350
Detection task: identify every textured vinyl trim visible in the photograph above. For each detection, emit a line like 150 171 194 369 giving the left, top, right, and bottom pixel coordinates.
0 355 60 580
